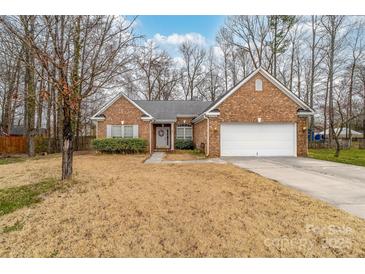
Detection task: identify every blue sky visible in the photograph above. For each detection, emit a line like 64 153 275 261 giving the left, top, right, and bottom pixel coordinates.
135 16 225 43
130 16 226 57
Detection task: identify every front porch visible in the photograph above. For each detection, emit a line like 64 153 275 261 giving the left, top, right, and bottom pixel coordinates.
149 119 194 153
151 123 175 152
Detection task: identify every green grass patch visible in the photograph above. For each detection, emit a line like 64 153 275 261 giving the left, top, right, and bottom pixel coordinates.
309 148 365 167
0 157 25 165
0 178 74 216
2 220 24 233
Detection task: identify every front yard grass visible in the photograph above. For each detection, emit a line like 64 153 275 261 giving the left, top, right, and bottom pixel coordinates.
309 148 365 167
164 149 206 161
1 153 365 257
0 157 25 165
0 178 63 216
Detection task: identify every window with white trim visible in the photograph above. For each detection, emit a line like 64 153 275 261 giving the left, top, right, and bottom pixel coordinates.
110 125 135 138
111 125 123 137
255 79 263 91
176 124 192 140
123 125 133 138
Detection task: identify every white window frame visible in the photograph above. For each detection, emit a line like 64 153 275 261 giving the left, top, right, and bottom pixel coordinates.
123 125 133 138
111 125 123 137
110 125 137 138
176 125 192 140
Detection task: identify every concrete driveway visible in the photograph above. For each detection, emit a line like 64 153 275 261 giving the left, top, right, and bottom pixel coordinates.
223 157 365 219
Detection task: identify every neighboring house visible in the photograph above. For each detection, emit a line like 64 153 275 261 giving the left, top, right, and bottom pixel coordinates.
8 126 48 136
91 67 314 157
315 128 363 141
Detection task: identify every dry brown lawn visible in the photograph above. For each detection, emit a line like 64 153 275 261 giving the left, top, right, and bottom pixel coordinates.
164 150 206 161
1 153 365 257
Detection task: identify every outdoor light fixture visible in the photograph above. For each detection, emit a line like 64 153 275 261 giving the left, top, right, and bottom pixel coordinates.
121 120 124 125
258 117 262 123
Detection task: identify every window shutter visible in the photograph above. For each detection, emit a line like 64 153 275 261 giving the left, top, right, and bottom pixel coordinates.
133 125 139 138
106 125 112 137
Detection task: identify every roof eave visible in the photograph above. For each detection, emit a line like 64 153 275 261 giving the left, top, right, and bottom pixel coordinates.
91 116 105 121
297 110 315 117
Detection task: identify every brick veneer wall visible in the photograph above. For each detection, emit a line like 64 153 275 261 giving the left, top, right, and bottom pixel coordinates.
96 97 150 144
193 119 207 154
297 116 308 156
207 72 309 157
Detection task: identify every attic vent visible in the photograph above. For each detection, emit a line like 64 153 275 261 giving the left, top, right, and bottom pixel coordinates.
255 79 263 91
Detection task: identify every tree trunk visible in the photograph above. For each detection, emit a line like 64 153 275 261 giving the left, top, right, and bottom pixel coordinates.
61 103 73 180
46 79 52 153
334 136 341 157
289 41 295 91
347 62 355 147
309 17 316 144
363 80 365 139
22 16 36 157
323 75 330 142
327 19 336 146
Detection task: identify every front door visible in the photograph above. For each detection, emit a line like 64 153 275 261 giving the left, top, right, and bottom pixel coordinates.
156 127 170 148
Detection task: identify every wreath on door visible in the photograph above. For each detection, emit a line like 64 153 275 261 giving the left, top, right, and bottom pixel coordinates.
158 129 165 137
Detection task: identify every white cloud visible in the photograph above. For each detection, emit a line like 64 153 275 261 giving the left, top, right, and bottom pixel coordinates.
173 56 185 67
153 32 207 46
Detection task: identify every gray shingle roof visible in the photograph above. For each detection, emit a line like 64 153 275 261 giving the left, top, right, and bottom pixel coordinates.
133 100 212 120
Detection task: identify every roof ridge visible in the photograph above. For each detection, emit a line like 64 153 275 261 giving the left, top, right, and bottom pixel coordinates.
132 99 212 102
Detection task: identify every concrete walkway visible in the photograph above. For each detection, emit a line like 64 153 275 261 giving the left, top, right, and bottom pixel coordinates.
145 152 225 164
223 157 365 219
144 152 166 163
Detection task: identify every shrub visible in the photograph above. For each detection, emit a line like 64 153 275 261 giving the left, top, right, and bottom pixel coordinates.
175 139 194 150
92 138 147 154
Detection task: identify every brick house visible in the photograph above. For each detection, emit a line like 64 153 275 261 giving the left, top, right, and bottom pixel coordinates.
91 67 314 157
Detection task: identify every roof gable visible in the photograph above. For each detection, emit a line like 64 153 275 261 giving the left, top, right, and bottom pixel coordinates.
91 93 211 122
91 93 152 120
195 67 314 121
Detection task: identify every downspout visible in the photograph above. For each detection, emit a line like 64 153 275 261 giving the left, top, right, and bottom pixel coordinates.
171 122 174 151
205 116 209 157
149 121 152 154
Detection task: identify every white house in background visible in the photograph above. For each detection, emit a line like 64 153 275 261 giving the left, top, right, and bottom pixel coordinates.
317 128 363 139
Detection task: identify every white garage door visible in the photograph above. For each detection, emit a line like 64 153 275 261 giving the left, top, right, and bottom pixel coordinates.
221 123 296 157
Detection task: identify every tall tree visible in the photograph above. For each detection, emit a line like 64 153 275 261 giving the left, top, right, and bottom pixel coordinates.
179 41 206 100
321 15 345 145
268 15 296 77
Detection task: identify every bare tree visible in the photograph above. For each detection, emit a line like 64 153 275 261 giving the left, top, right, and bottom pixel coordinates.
199 47 223 101
345 20 364 145
224 16 270 69
268 15 297 77
179 41 206 100
0 15 137 180
320 15 346 145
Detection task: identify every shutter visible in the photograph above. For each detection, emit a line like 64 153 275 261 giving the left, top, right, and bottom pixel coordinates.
133 125 139 138
106 125 112 137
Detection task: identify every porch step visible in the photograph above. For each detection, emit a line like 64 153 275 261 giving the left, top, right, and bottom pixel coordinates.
154 148 170 152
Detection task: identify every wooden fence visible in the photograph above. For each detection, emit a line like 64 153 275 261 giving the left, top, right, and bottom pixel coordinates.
309 138 365 149
0 136 27 154
0 135 96 154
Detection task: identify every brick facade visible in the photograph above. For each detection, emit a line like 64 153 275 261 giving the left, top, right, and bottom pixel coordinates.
296 117 309 156
95 72 309 157
193 119 207 155
206 72 309 157
96 97 150 144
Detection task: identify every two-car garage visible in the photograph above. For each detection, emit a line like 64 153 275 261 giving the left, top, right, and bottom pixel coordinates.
220 123 297 157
